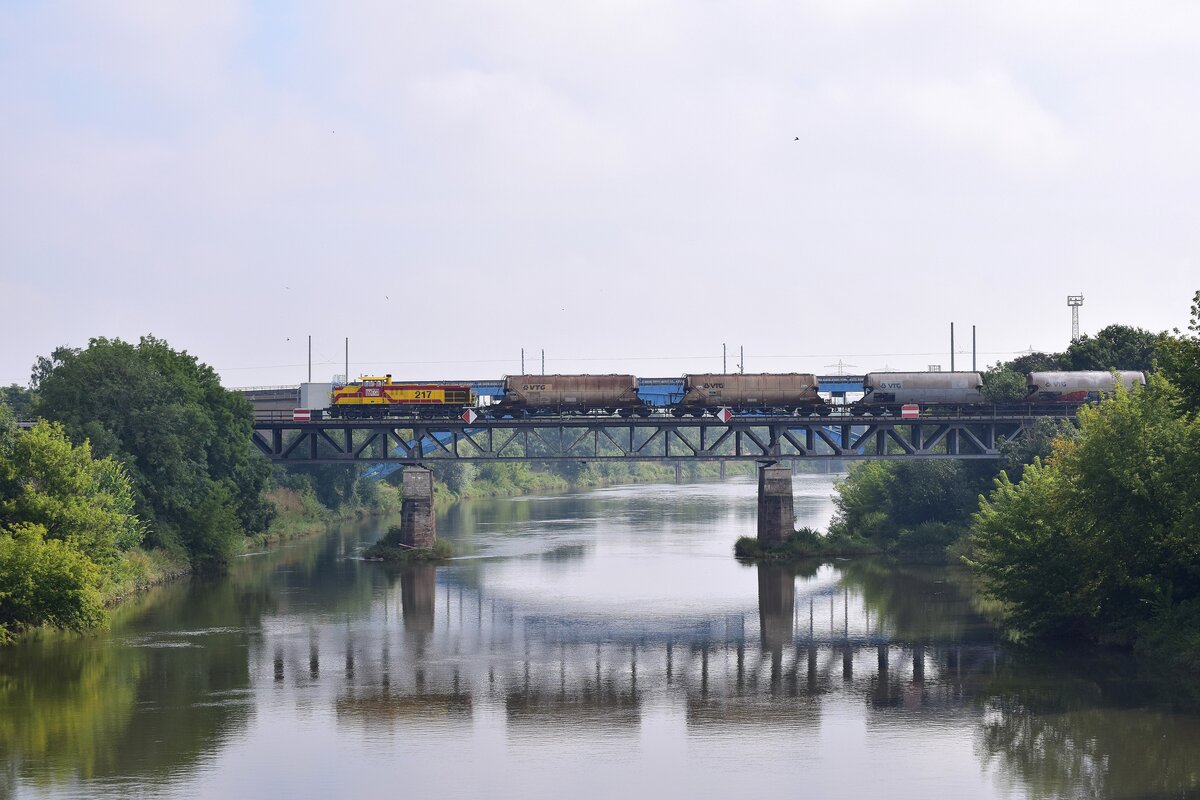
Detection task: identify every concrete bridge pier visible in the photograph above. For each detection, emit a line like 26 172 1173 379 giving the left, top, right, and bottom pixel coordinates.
757 464 795 546
400 467 436 549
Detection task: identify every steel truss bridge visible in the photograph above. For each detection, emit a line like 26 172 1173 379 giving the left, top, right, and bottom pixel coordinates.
251 412 1069 465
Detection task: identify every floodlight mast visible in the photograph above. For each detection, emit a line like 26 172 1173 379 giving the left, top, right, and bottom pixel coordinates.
1067 295 1084 341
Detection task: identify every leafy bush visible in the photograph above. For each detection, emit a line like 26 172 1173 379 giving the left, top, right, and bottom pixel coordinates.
0 524 105 642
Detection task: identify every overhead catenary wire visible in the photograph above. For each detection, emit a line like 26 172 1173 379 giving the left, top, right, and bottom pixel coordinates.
216 348 1048 371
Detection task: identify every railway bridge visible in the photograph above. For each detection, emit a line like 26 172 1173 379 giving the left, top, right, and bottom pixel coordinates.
248 408 1068 549
240 373 1076 548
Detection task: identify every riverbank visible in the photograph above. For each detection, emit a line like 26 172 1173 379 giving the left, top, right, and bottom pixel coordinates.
97 483 402 613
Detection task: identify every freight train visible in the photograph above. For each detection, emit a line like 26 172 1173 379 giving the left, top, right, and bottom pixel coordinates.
319 370 1145 419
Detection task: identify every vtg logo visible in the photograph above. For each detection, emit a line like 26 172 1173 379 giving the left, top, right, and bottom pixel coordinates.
702 383 725 390
522 384 547 391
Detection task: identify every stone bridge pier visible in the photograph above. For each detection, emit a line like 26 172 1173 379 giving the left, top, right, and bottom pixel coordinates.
400 467 436 549
757 463 795 546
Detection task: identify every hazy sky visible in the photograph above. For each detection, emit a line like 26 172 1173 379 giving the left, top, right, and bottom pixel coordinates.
2 1 1197 387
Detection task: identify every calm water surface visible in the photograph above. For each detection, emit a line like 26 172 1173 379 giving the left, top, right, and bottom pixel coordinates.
3 475 1199 799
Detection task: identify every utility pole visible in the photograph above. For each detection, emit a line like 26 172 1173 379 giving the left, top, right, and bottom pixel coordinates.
521 348 525 373
971 326 976 372
541 349 545 374
950 323 955 372
723 343 727 374
307 335 312 383
739 346 744 374
1067 295 1084 341
344 337 349 383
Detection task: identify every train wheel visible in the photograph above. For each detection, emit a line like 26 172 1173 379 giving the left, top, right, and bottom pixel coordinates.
636 407 651 418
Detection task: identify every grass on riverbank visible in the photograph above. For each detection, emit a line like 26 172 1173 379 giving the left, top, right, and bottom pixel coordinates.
248 485 402 549
103 547 192 605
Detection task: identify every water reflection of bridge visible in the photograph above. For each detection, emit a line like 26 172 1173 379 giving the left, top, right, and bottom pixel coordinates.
263 562 1002 730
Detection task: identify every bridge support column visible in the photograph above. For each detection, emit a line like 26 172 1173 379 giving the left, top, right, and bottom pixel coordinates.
674 462 683 483
757 464 795 546
400 467 436 549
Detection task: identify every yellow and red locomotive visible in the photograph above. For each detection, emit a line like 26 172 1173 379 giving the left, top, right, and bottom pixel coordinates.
328 375 473 418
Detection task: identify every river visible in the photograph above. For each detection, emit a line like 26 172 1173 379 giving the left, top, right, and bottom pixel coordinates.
2 475 1199 799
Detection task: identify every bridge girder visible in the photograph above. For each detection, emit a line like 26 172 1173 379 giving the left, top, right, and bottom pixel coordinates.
250 414 1062 464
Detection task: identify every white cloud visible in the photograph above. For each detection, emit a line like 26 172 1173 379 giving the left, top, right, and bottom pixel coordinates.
883 69 1076 172
1 2 1198 386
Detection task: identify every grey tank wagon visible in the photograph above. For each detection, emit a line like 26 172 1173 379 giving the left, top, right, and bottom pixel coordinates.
674 373 827 416
854 371 984 414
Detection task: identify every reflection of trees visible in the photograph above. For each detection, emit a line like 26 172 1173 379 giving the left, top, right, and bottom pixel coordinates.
0 639 142 791
837 559 995 644
976 652 1200 799
0 577 262 793
0 518 381 795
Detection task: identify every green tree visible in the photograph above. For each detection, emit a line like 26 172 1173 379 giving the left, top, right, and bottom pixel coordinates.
829 459 995 553
981 367 1029 404
1005 351 1065 374
1062 324 1160 371
32 336 272 569
1 384 35 418
998 416 1076 484
1156 289 1200 415
0 421 143 567
969 375 1200 655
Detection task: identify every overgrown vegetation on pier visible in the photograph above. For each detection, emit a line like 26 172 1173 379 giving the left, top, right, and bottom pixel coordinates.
734 527 878 560
363 525 454 561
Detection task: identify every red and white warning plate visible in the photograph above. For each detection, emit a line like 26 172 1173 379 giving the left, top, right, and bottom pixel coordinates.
715 407 733 423
292 408 311 422
462 409 479 424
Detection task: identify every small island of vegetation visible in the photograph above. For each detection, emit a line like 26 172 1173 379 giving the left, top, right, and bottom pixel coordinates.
363 526 455 562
